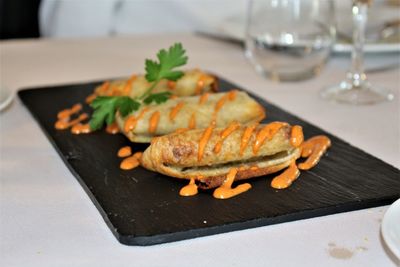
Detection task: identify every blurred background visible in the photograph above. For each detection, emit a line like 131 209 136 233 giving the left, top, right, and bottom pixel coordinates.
0 0 247 39
1 0 398 40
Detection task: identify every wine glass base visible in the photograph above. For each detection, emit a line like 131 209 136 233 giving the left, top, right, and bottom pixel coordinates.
320 81 394 105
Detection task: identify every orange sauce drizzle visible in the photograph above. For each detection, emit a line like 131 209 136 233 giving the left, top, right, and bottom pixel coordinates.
169 102 185 122
213 168 251 199
215 94 228 113
148 111 160 134
167 81 176 90
120 156 140 170
253 122 286 155
290 125 304 147
189 113 196 129
174 128 189 134
195 74 207 95
106 122 119 134
118 146 132 158
98 81 111 94
198 92 209 104
55 103 92 132
123 107 149 132
85 93 97 104
211 91 237 123
169 95 178 100
57 104 82 120
179 178 198 196
119 149 141 171
133 151 143 160
71 123 91 134
124 116 137 132
214 121 240 154
110 85 120 96
227 90 237 101
271 161 300 189
298 135 331 170
240 123 259 156
198 124 215 161
55 113 88 130
122 75 137 96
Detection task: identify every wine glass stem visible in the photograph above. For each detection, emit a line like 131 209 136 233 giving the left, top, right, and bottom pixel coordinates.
349 2 368 87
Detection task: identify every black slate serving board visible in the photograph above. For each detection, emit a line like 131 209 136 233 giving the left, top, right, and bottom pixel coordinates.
18 77 400 246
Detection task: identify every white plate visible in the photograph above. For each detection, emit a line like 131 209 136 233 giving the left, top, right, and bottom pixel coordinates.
0 87 14 111
381 198 400 260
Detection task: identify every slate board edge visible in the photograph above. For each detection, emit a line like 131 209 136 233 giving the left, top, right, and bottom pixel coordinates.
17 90 121 243
119 196 398 246
17 78 400 246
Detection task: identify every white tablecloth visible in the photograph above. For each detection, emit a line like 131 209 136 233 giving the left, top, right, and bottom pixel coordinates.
1 34 399 267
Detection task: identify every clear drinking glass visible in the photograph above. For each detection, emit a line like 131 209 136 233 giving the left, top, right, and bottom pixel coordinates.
320 0 394 104
245 0 335 81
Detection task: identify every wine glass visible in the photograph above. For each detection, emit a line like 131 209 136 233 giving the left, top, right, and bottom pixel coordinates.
244 0 335 82
320 0 394 104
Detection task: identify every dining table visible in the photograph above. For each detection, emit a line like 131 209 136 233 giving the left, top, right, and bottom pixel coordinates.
1 33 399 267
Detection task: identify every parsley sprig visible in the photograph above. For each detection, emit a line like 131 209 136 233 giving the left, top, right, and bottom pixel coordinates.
89 43 188 131
141 43 188 100
89 96 140 130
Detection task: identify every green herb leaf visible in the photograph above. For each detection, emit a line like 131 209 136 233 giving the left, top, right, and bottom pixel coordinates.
89 96 141 130
117 97 141 117
144 59 161 82
141 43 188 100
88 43 188 130
144 43 188 83
143 92 172 105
